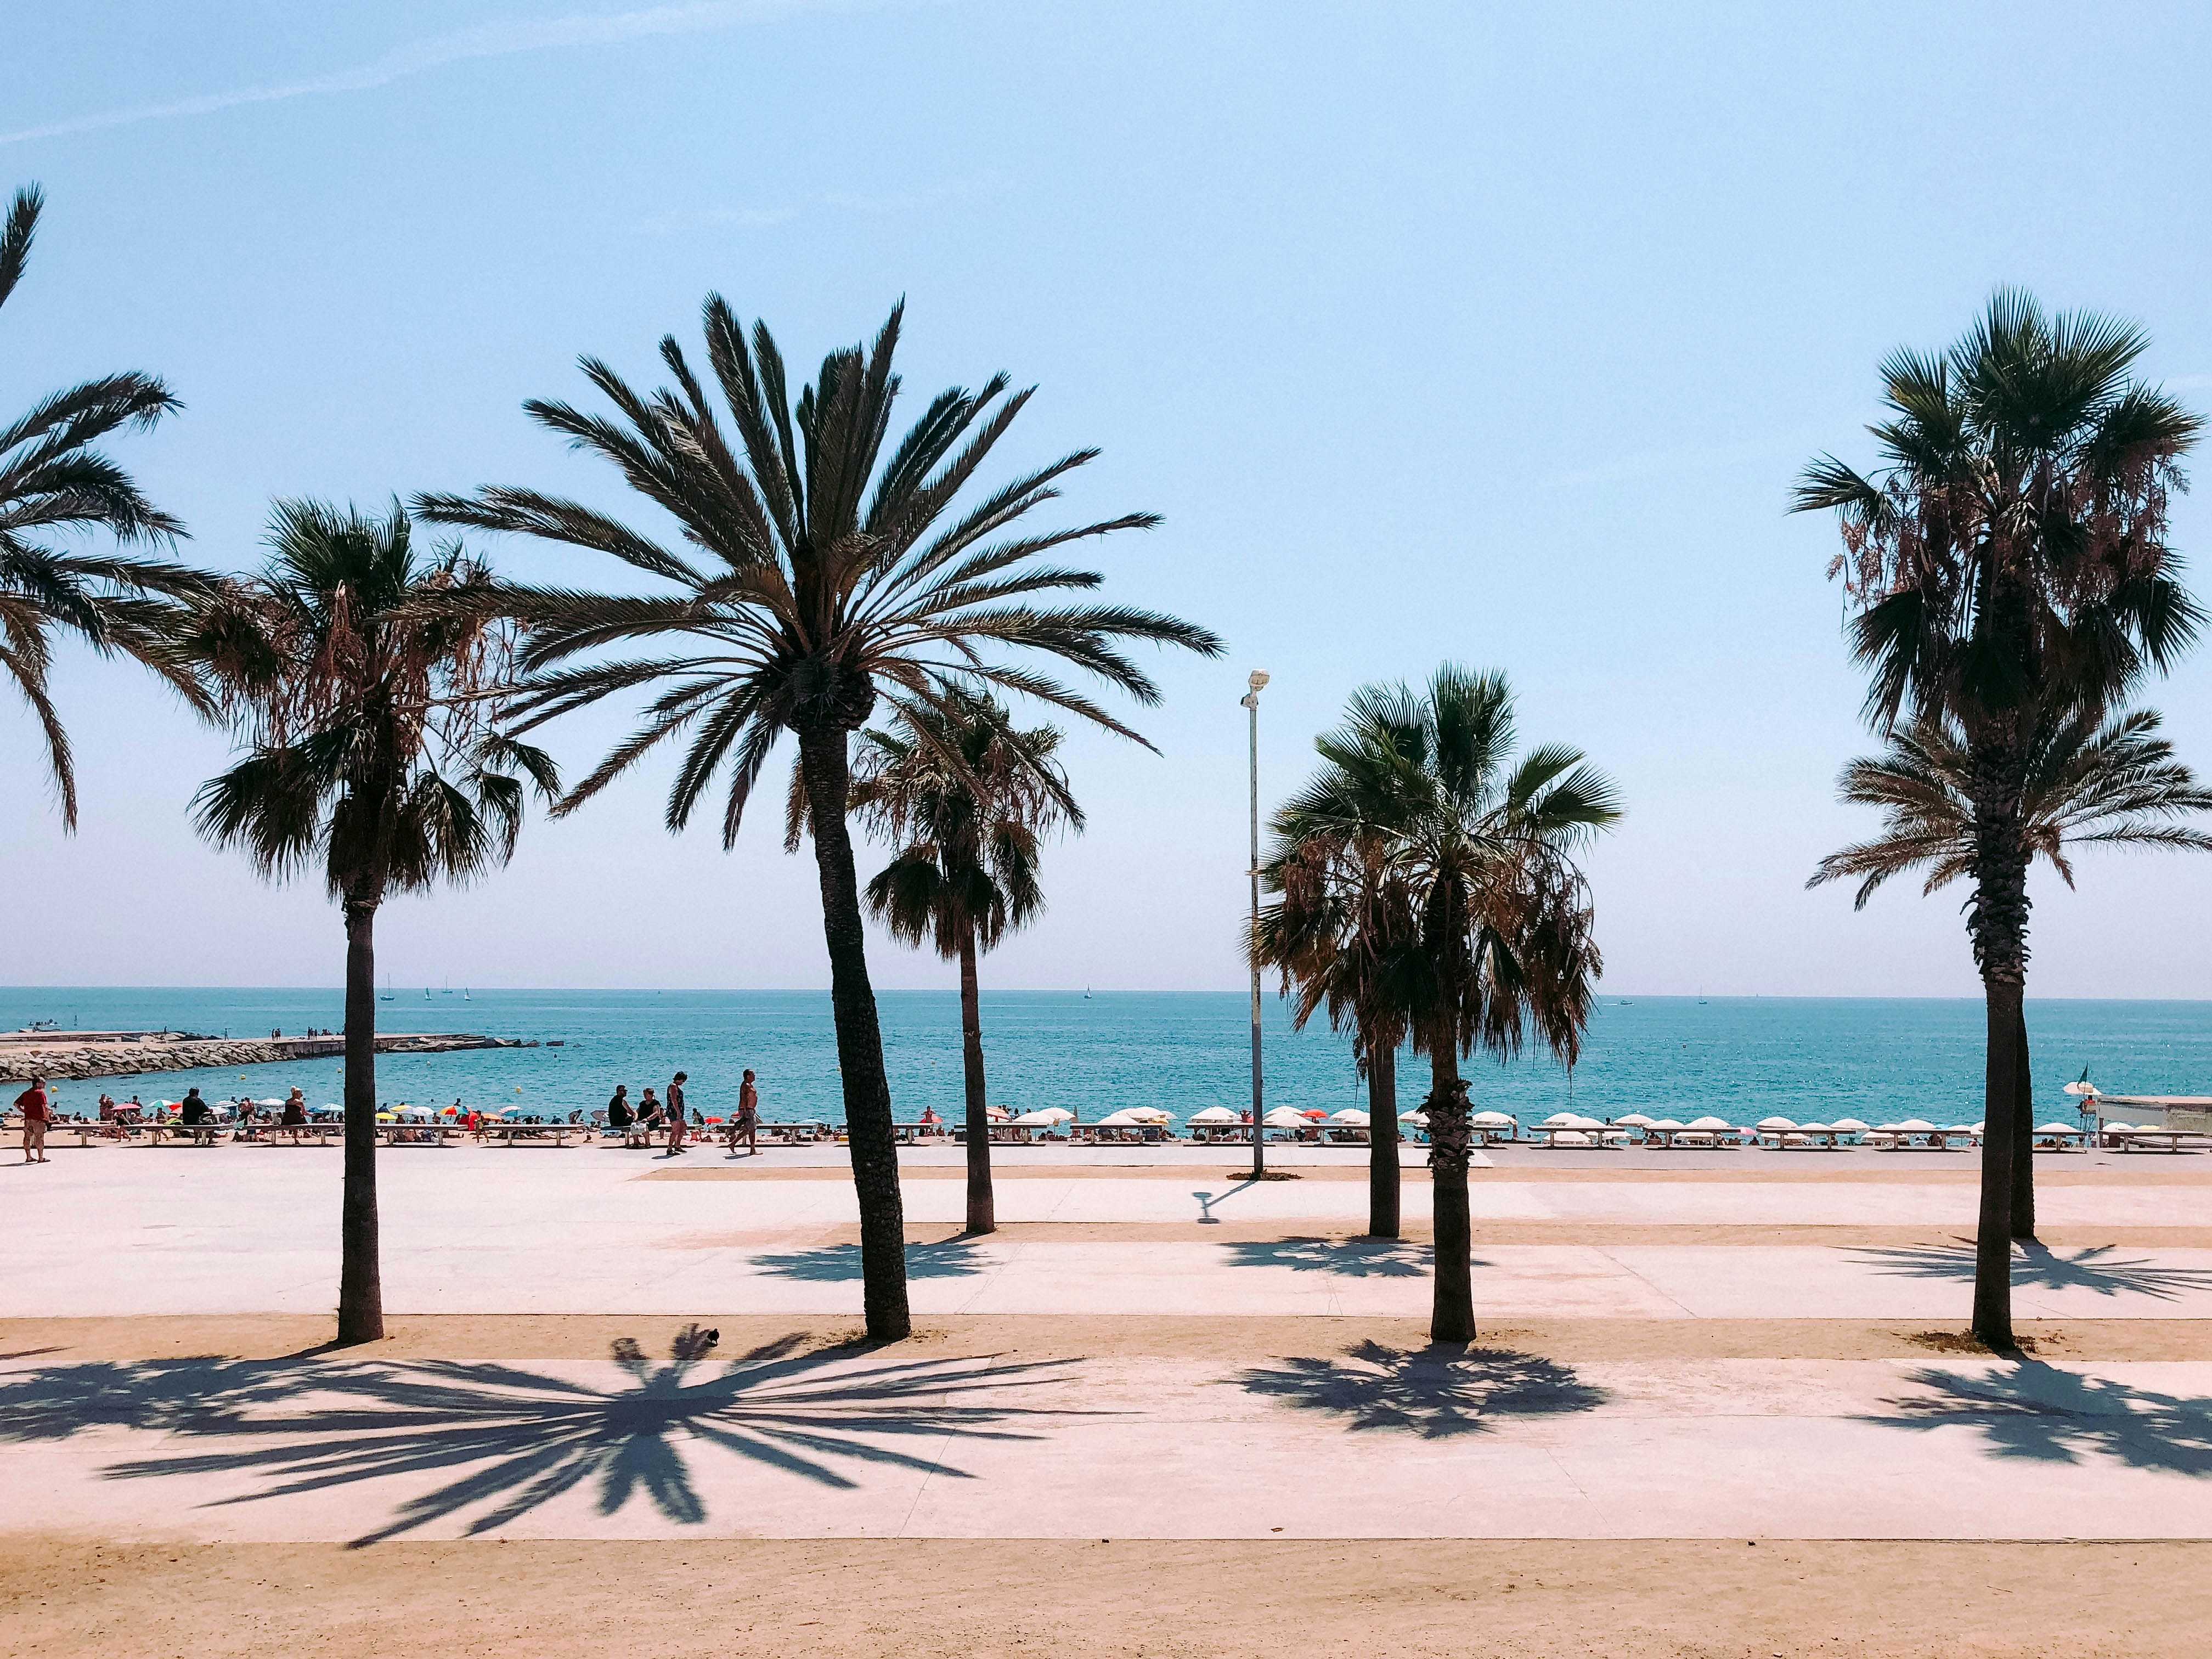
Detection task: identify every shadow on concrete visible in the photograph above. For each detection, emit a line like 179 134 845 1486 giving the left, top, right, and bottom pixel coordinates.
0 1325 1085 1544
1220 1237 1431 1278
1861 1361 2212 1475
1234 1340 1611 1438
1849 1243 2212 1302
751 1240 992 1281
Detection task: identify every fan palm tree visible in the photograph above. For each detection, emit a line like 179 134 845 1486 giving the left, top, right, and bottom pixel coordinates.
414 299 1221 1340
830 689 1078 1234
1794 290 2202 1346
2 183 210 821
187 501 557 1346
1810 704 2212 1238
1269 668 1619 1342
1257 769 1420 1239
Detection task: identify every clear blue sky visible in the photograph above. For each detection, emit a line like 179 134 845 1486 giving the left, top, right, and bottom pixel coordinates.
5 1 2211 997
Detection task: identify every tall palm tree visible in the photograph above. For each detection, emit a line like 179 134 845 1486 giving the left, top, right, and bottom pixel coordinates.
1257 766 1420 1239
2 183 210 821
830 688 1078 1234
1794 291 2202 1346
187 501 557 1345
414 300 1220 1340
1810 704 2212 1237
1271 669 1619 1342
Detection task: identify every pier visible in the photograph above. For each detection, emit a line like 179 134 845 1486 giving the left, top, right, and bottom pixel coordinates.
0 1028 524 1083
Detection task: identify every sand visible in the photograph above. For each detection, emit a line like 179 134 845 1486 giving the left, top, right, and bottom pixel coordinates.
5 1538 2206 1659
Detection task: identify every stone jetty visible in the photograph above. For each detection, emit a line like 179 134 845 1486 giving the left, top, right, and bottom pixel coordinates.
0 1028 527 1083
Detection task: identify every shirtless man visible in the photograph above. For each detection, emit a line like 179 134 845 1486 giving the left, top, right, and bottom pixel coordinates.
15 1077 52 1163
730 1069 759 1156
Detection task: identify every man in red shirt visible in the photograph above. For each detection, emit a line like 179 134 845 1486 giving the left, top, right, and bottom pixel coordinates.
15 1077 52 1164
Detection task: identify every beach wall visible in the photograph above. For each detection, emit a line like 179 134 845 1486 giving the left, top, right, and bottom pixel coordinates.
0 1032 523 1083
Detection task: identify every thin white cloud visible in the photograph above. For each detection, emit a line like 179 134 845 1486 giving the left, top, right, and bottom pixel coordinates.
1 2 839 147
1541 436 1799 490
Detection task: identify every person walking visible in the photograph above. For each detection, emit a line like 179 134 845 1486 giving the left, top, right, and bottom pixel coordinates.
665 1071 690 1155
729 1069 759 1157
15 1076 52 1164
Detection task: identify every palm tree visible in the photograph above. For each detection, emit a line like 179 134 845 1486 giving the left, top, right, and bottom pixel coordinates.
2 183 210 821
1794 291 2202 1346
413 300 1221 1340
187 501 557 1346
1257 768 1420 1239
831 689 1078 1234
1269 669 1619 1342
1810 704 2212 1237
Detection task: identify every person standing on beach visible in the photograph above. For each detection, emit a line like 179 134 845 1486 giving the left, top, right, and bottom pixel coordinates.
15 1077 51 1164
665 1071 689 1155
731 1069 759 1156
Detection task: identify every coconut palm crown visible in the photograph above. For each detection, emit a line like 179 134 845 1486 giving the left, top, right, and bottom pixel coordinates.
2 183 210 825
413 299 1221 1340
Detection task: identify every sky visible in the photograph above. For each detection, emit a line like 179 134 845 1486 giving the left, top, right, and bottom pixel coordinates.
5 1 2212 998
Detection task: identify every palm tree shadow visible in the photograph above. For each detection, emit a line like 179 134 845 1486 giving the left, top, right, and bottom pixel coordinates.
752 1240 991 1281
0 1324 1097 1545
1859 1361 2212 1475
1235 1340 1611 1438
1221 1237 1432 1278
1849 1243 2212 1302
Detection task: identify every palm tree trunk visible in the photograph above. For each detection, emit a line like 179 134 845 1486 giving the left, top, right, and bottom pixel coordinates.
957 925 994 1234
2011 1015 2036 1241
336 895 384 1346
796 723 911 1342
1367 1037 1400 1239
1974 975 2024 1346
1426 1039 1475 1344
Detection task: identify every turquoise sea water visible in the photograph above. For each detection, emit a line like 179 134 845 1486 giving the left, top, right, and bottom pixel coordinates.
6 988 2210 1128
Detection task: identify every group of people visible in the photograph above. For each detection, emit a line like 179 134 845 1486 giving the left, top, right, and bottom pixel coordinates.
603 1069 760 1155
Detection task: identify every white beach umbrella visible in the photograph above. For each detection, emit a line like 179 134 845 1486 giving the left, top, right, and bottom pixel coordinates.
1543 1111 1582 1127
1564 1114 1606 1131
1613 1113 1656 1128
1797 1121 1835 1134
1832 1118 1869 1132
1329 1109 1371 1126
1263 1106 1310 1127
1122 1107 1173 1124
1754 1116 1798 1131
1685 1116 1732 1131
2038 1121 2086 1136
1186 1107 1240 1125
2063 1081 2100 1096
1469 1110 1516 1126
1893 1118 1938 1133
1094 1109 1154 1127
1399 1110 1430 1126
1943 1124 1973 1135
1553 1131 1592 1147
1012 1108 1074 1126
1647 1119 1686 1132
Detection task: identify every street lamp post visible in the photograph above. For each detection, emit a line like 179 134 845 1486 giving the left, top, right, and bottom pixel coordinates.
1242 670 1269 1177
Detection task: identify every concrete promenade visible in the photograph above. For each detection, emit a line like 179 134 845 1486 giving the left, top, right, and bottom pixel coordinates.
7 1141 2212 1655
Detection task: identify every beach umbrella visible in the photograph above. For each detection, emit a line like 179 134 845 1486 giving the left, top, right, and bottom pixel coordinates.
2063 1081 2100 1096
1685 1116 1732 1131
1565 1114 1606 1131
1124 1108 1173 1124
1647 1119 1686 1131
1553 1131 1592 1147
1542 1111 1582 1127
1186 1107 1239 1125
1398 1110 1430 1126
1469 1110 1516 1127
1755 1116 1798 1131
1264 1106 1310 1127
1613 1113 1655 1128
375 1112 396 1122
1329 1109 1371 1125
1797 1121 1835 1134
1013 1108 1075 1126
2038 1121 2085 1136
986 1105 1011 1121
1943 1124 1973 1135
1893 1118 1938 1133
1832 1118 1869 1132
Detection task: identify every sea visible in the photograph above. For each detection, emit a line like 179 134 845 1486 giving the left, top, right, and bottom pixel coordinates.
5 988 2210 1130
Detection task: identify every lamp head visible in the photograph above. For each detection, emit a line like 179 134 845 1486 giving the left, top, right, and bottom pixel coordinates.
1247 670 1270 693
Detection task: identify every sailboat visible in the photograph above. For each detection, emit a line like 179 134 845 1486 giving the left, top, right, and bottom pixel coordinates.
424 987 432 1001
378 973 395 1004
462 988 471 1001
